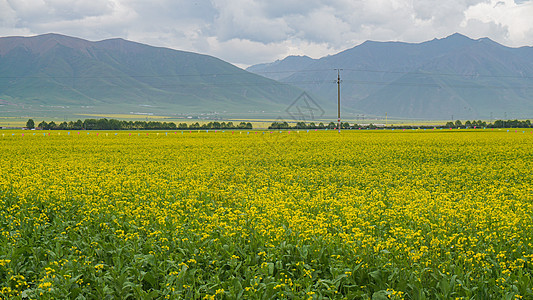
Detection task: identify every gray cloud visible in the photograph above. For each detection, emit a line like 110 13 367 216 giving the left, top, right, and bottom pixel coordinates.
211 0 293 43
6 0 114 23
0 0 532 67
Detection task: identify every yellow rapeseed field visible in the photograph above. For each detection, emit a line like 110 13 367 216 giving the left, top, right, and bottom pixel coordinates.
0 129 532 299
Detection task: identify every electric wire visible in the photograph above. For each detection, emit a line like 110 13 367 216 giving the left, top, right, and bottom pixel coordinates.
0 68 531 90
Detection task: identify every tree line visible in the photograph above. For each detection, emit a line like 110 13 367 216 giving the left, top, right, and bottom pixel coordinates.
179 121 252 130
26 119 253 130
449 119 532 128
269 121 352 129
269 119 532 130
23 118 533 131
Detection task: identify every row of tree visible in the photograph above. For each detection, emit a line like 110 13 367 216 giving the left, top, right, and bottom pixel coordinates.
487 119 531 128
24 118 533 131
444 120 487 128
268 121 433 130
26 119 253 130
269 119 533 130
180 122 253 129
269 121 352 129
445 119 531 128
32 119 178 130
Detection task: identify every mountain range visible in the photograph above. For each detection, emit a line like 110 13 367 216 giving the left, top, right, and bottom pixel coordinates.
0 33 302 118
248 33 533 120
1 33 532 121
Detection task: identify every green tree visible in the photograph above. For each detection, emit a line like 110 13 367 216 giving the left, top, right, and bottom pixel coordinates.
83 119 96 130
212 122 221 129
493 120 504 128
96 118 110 130
26 119 35 129
74 120 83 130
109 119 122 130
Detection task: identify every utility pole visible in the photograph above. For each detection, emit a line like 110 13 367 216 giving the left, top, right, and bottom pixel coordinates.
335 69 342 133
504 112 508 128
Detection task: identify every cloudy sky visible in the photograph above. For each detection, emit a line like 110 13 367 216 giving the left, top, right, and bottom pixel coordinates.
1 0 532 67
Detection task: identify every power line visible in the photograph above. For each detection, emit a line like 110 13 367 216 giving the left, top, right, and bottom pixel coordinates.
0 68 532 90
251 67 533 80
340 79 533 90
286 79 533 90
1 78 532 90
0 73 262 79
2 67 531 80
343 68 533 80
244 68 333 75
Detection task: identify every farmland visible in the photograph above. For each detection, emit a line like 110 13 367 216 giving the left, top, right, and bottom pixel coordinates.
1 129 532 299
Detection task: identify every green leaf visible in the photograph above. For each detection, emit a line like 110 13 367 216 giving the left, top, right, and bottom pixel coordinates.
372 290 389 300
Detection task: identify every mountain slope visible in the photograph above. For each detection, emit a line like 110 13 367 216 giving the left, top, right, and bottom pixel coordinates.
0 33 302 116
246 55 316 81
248 33 533 120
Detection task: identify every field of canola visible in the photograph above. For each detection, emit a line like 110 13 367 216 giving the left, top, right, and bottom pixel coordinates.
1 129 532 299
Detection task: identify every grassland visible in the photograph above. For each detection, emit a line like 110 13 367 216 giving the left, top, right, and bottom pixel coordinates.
1 129 532 299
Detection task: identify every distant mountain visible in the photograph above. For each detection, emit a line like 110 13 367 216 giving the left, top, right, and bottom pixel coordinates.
0 33 302 117
246 55 315 81
247 33 533 120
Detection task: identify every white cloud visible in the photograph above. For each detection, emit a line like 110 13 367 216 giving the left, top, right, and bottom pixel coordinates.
210 0 292 43
0 0 532 66
463 0 533 45
5 0 114 23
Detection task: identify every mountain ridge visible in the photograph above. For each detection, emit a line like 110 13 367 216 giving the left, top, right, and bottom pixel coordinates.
2 33 532 120
0 33 303 118
247 33 533 119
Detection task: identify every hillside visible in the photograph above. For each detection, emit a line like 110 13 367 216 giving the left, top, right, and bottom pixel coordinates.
247 33 533 120
246 55 315 81
0 34 302 118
